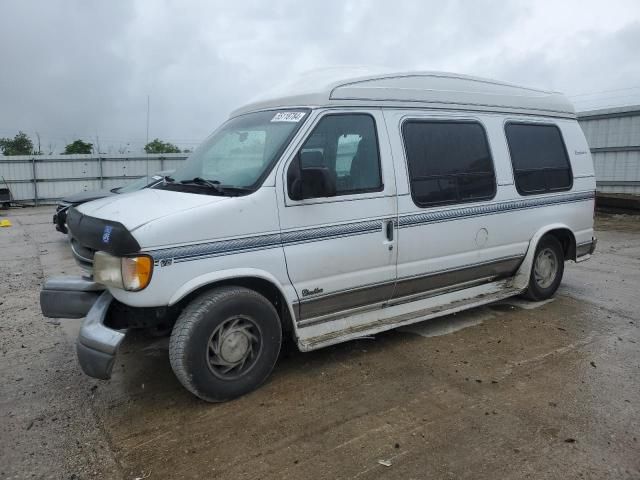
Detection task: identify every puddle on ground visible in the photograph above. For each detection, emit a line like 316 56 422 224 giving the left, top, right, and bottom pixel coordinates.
397 309 494 338
491 298 555 311
399 297 554 338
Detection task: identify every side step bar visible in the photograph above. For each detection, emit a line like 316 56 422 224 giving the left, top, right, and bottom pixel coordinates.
298 280 523 352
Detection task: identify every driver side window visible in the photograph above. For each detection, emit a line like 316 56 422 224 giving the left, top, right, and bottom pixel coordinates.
291 114 383 197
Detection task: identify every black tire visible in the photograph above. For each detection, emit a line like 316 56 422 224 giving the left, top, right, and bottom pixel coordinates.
524 235 565 301
169 286 282 402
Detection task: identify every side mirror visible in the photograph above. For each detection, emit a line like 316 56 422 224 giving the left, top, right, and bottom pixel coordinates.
288 154 336 201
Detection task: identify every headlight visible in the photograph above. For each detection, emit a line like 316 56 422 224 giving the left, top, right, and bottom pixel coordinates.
94 252 153 291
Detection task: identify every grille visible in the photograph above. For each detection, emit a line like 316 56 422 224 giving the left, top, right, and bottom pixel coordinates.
69 235 95 272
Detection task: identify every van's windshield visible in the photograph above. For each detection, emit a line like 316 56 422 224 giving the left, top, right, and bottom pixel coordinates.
161 109 309 195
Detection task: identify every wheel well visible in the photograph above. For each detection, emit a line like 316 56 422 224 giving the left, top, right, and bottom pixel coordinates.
544 228 576 261
176 277 295 335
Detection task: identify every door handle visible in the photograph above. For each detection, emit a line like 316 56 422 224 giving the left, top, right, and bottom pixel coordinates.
385 220 394 241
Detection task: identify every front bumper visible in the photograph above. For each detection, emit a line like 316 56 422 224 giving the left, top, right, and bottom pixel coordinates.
40 276 127 380
53 205 70 234
40 276 104 318
76 290 126 379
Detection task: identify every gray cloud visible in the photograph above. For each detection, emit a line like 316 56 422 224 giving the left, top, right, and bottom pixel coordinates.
1 0 639 154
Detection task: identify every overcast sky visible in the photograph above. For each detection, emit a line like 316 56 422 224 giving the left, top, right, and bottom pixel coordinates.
1 0 639 154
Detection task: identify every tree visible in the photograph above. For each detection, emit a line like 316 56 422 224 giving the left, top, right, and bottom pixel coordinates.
0 131 35 156
144 138 181 154
64 139 93 154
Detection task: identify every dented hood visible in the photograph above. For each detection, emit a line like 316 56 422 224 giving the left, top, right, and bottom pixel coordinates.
76 188 228 231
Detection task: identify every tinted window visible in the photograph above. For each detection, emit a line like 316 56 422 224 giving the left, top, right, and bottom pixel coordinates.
402 121 496 207
505 123 572 194
289 114 382 197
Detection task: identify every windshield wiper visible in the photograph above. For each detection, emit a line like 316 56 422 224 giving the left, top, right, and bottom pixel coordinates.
180 177 224 194
220 185 255 194
169 177 254 196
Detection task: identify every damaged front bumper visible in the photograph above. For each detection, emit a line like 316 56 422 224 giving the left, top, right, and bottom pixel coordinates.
40 276 126 380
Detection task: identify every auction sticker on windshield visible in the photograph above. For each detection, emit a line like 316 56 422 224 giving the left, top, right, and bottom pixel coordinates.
271 111 306 122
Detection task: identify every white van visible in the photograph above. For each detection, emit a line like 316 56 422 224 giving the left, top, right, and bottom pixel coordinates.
40 72 596 402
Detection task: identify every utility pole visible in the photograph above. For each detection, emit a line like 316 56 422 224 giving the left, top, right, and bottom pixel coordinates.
146 94 150 179
146 94 150 147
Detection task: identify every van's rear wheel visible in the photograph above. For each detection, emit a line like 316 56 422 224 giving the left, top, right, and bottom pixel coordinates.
524 235 564 301
169 286 282 402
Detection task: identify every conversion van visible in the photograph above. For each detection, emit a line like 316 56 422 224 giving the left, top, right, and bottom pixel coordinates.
40 71 596 402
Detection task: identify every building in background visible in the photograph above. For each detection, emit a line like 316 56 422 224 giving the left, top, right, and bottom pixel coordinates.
578 105 640 196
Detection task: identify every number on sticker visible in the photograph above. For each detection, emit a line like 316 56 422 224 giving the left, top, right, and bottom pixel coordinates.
271 112 305 122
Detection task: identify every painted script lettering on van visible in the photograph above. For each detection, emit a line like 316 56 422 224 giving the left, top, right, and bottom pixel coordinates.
301 287 323 297
156 258 173 267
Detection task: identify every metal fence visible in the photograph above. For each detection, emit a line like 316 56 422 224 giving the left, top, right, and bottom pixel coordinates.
0 153 188 204
578 105 640 195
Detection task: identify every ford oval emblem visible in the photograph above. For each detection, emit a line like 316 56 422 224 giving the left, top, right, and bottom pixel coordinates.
102 225 113 244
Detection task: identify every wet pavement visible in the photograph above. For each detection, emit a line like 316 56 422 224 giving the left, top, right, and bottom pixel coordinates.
1 207 639 479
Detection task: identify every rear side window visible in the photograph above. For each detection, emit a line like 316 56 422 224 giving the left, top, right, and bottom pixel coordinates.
505 123 572 195
402 120 496 207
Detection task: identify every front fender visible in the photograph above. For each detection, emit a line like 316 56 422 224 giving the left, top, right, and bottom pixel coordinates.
167 267 298 322
511 223 573 291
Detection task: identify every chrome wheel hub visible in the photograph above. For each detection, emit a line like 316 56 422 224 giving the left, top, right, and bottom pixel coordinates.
207 317 261 379
534 247 558 289
219 331 250 364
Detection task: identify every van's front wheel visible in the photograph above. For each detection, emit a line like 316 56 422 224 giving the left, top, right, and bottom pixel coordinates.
169 286 282 402
524 235 565 301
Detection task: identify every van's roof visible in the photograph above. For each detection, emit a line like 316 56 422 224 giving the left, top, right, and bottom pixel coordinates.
231 69 575 119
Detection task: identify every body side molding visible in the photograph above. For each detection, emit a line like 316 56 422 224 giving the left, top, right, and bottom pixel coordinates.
146 190 595 264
